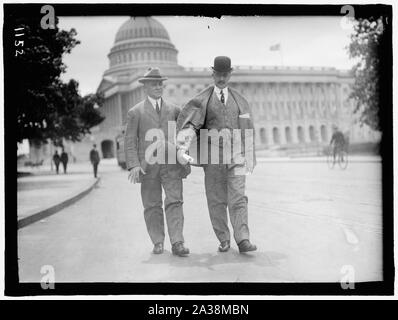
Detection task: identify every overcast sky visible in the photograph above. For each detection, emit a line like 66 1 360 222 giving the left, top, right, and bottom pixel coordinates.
58 16 356 96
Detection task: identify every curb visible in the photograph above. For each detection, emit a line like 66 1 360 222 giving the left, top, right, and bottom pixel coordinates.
18 177 101 229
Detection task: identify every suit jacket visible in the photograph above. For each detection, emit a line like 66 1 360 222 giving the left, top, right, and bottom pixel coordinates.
176 86 256 168
124 97 190 181
60 152 68 164
90 149 100 164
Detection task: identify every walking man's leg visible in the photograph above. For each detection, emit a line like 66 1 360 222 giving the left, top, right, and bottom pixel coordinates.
227 164 256 253
204 164 230 250
93 163 98 178
227 165 250 244
140 177 165 252
162 178 184 245
161 168 189 256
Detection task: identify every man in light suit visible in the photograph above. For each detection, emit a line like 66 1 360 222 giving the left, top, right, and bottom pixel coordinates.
176 56 257 254
124 67 190 257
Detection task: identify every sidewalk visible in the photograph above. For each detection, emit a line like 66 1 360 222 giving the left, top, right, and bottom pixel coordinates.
17 159 119 228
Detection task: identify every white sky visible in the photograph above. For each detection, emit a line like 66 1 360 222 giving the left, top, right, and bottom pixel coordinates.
58 16 356 96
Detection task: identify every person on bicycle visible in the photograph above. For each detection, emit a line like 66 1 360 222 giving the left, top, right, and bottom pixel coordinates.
330 125 346 161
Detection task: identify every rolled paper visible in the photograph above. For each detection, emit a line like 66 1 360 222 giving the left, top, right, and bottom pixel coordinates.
182 153 194 163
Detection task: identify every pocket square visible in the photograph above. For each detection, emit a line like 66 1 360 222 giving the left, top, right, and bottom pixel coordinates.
239 113 250 119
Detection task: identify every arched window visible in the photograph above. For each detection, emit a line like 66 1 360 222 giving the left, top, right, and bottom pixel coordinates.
309 125 316 142
285 127 292 144
273 127 280 144
320 125 328 142
260 128 267 144
297 126 305 143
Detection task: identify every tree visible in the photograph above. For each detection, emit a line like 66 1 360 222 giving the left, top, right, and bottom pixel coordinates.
15 15 104 145
45 79 105 147
348 16 389 131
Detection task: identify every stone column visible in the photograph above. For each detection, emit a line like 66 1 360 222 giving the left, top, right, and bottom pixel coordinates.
117 93 123 126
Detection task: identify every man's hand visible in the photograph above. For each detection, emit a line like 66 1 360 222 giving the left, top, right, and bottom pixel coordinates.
176 127 196 150
128 166 146 184
177 149 193 165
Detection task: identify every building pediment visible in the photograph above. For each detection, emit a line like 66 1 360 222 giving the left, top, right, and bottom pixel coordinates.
97 76 117 93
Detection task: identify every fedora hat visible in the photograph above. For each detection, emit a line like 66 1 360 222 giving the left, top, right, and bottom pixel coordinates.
211 56 233 73
138 67 168 83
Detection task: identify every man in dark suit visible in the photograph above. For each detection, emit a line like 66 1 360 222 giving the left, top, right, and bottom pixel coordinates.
89 144 100 178
124 67 190 257
60 148 69 174
176 56 257 254
52 150 61 174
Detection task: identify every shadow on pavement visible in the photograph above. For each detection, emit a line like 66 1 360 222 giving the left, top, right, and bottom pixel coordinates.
142 249 287 271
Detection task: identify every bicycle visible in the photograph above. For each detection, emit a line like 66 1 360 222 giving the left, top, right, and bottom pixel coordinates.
327 146 348 170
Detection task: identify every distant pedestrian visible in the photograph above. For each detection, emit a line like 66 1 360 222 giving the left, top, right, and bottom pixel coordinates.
52 151 61 174
90 144 100 178
60 149 69 174
330 125 346 161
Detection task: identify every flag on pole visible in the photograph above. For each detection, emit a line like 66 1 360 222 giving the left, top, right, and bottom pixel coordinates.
269 43 281 51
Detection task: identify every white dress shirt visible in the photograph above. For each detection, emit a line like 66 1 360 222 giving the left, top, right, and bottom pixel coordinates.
147 96 162 111
214 86 228 104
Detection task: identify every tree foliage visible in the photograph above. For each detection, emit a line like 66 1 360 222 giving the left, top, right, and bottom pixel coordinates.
15 16 104 145
348 16 388 131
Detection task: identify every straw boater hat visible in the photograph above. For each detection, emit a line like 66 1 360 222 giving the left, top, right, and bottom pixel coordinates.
138 67 168 83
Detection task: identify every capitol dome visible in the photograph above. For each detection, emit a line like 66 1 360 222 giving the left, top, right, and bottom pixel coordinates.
105 17 180 77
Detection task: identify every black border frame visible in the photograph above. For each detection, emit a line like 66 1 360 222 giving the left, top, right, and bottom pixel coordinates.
4 3 394 296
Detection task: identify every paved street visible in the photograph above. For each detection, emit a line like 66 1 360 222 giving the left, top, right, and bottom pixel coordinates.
18 160 382 283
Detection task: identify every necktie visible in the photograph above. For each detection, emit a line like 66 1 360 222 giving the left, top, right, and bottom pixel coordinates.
155 100 160 114
220 90 225 104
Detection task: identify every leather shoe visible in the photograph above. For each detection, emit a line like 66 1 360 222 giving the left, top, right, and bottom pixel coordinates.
238 240 257 253
218 240 231 252
152 243 164 254
172 242 189 257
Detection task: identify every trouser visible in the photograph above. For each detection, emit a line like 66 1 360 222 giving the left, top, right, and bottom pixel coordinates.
62 162 67 173
140 165 184 246
203 163 250 245
92 163 98 177
55 163 60 174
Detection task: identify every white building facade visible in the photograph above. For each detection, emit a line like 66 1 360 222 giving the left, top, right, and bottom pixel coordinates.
71 17 380 161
